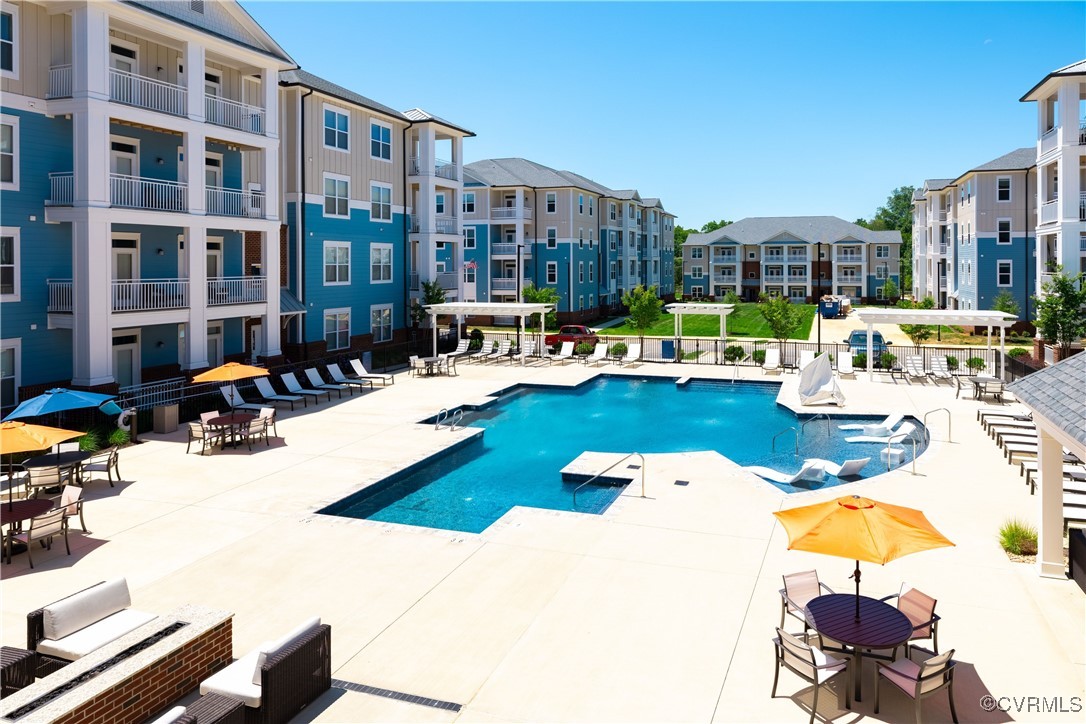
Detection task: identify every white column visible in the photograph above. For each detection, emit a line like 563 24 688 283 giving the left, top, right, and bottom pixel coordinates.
72 110 110 208
866 324 874 380
71 218 113 386
184 128 207 215
1036 428 1066 577
71 3 109 101
183 226 209 370
999 326 1005 380
262 146 279 222
261 230 281 357
184 40 206 123
519 315 526 367
262 66 279 138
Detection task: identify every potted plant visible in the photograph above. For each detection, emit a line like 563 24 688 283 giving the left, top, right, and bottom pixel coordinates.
723 345 745 364
966 357 987 374
853 352 867 370
945 355 959 372
468 328 484 351
752 349 766 365
879 351 897 370
575 342 594 357
610 342 628 361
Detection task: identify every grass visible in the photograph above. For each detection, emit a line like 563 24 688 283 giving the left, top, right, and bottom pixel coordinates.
999 518 1038 556
922 325 1035 347
603 303 816 340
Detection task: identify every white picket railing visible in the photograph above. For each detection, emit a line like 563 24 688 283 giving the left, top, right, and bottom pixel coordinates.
47 279 73 312
47 172 74 206
435 215 458 234
47 65 73 98
205 95 266 135
206 186 265 218
786 254 808 263
435 159 459 181
492 278 519 291
110 174 187 212
836 254 863 262
491 206 533 220
491 243 532 257
207 276 266 305
1039 199 1059 225
712 275 737 284
112 279 189 312
109 67 187 117
1040 126 1059 156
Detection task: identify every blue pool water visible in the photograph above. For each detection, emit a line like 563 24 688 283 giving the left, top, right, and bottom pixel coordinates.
322 377 925 533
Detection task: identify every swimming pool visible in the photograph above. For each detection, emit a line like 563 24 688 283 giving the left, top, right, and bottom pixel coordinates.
321 376 926 533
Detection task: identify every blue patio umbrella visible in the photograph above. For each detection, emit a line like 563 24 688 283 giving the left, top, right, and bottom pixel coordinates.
3 388 118 421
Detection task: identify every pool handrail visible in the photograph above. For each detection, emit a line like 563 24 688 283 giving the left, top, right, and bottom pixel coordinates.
572 451 645 508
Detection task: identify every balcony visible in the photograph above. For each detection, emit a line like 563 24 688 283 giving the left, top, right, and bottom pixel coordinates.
939 275 947 290
786 253 808 263
763 273 784 283
47 280 73 312
111 174 187 212
937 210 947 222
408 157 460 181
47 172 74 206
836 253 862 262
410 215 459 234
491 243 532 258
492 277 520 291
787 273 808 282
763 255 783 263
712 253 737 262
112 279 188 312
1039 199 1059 225
47 65 72 99
1081 193 1086 221
491 206 534 221
939 243 947 255
206 186 265 218
110 67 187 117
1040 126 1059 156
205 95 265 135
1080 119 1086 145
712 275 737 284
207 277 266 305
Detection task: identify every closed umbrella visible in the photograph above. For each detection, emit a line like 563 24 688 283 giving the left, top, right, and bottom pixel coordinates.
773 494 954 620
3 388 118 421
0 421 83 509
192 362 269 412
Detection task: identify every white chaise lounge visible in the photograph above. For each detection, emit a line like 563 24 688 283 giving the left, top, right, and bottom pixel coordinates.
839 413 905 437
845 421 918 444
743 459 827 484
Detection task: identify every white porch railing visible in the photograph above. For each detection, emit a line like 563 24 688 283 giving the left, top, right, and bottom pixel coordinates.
1040 126 1059 156
492 278 519 291
207 276 266 305
111 174 187 212
1040 272 1056 289
109 67 187 117
435 159 459 181
435 215 457 234
1080 193 1086 221
939 275 947 289
786 254 808 263
939 243 947 254
206 186 266 218
491 243 532 257
47 172 74 206
204 95 266 135
836 254 863 262
112 279 189 312
763 274 784 283
1080 119 1086 145
713 275 737 284
712 255 737 262
787 273 808 282
436 272 459 290
47 279 73 312
47 65 73 98
937 210 947 222
491 206 533 220
1040 199 1059 224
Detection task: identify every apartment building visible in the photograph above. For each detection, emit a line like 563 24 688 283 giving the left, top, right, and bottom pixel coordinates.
682 216 901 303
1020 59 1086 297
277 70 471 360
0 0 293 406
912 149 1036 316
461 158 674 323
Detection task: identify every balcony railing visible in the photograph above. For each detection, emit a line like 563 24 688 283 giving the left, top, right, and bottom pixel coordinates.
1039 199 1059 225
939 275 947 289
492 278 520 291
112 279 188 312
491 206 533 220
1040 272 1056 289
205 95 265 135
712 275 737 284
410 215 459 234
408 157 460 180
111 174 187 212
937 210 947 222
109 67 187 117
1080 119 1086 145
836 253 863 262
47 279 73 312
763 255 783 262
763 273 784 283
491 243 532 257
1040 126 1058 156
1080 193 1086 221
47 65 72 99
436 272 458 290
787 273 808 282
47 172 74 206
786 254 808 263
712 254 737 262
206 186 265 218
838 275 859 283
939 243 947 254
207 276 266 305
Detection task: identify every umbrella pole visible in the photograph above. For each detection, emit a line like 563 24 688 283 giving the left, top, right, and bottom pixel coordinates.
852 560 861 621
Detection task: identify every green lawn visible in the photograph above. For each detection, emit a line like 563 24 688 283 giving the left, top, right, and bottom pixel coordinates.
602 303 816 340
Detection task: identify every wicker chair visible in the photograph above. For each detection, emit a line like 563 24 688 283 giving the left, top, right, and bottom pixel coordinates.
780 570 835 631
80 446 120 487
875 647 958 723
772 628 851 724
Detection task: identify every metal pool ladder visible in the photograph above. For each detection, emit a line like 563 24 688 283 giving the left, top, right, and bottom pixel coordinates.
801 412 832 438
434 408 463 432
572 452 646 508
923 407 951 443
772 427 799 457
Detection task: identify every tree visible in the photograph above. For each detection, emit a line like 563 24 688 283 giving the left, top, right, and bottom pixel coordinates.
522 283 561 330
410 280 447 326
900 324 934 347
759 296 801 344
991 290 1020 318
918 295 936 309
1033 268 1086 357
674 225 691 290
700 220 731 234
858 186 915 289
622 284 663 342
881 278 899 303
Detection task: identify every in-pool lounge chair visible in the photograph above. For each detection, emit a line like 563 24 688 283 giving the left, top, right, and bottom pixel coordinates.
743 459 827 484
806 457 872 478
348 358 394 385
839 413 904 437
553 341 575 365
253 377 305 410
845 421 918 444
762 348 781 373
280 372 330 403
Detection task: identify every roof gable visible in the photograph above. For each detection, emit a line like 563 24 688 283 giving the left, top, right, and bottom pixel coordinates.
128 0 293 62
1006 353 1086 449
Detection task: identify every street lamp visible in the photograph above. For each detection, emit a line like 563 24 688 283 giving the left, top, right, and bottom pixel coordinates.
816 241 822 353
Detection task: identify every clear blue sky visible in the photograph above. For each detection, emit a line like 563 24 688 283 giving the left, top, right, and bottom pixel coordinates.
244 1 1085 230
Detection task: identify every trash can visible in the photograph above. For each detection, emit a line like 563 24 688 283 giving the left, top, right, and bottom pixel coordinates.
152 404 178 434
661 339 676 362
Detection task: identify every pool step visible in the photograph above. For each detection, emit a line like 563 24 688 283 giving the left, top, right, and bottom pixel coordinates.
561 451 640 487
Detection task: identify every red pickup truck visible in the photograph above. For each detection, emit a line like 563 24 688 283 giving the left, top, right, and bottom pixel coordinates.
544 325 600 348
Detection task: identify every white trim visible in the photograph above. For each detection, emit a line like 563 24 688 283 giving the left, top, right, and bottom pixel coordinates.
1 2 19 80
370 242 392 284
369 119 392 163
322 171 350 219
370 181 392 223
323 240 350 286
109 133 141 175
996 218 1012 245
546 227 557 249
546 261 558 284
0 336 20 410
0 226 20 301
322 102 350 153
0 113 18 191
370 303 393 343
111 328 142 388
545 191 556 214
109 37 140 74
996 175 1012 203
997 259 1013 287
463 226 476 249
323 306 351 350
462 191 475 214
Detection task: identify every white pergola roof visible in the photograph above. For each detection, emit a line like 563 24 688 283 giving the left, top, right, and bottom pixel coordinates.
664 303 735 317
853 309 1017 327
424 302 553 318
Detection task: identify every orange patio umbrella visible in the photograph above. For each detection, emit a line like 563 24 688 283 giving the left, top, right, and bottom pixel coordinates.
192 362 269 411
773 494 954 621
0 421 84 509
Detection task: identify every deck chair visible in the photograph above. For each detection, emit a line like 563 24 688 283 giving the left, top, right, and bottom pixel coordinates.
845 421 918 444
465 340 493 363
553 341 575 365
904 356 929 384
879 584 940 658
620 343 642 367
304 368 349 398
253 376 305 410
81 446 120 487
837 354 855 377
4 508 68 568
348 358 394 385
219 384 265 412
485 340 511 363
584 343 609 367
326 363 373 391
928 356 954 385
512 340 536 364
743 459 827 485
280 372 330 403
798 350 816 370
779 570 836 630
57 484 88 533
447 339 470 357
808 457 871 479
534 342 555 365
875 648 958 724
762 348 781 373
772 628 851 724
25 466 69 499
839 413 904 436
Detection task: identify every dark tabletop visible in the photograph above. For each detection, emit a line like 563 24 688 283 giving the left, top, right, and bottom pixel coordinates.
207 413 257 427
22 451 93 468
1 499 53 525
805 593 913 650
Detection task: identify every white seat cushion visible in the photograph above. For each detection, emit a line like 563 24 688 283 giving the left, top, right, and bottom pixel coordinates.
37 608 157 661
43 578 132 641
200 650 263 708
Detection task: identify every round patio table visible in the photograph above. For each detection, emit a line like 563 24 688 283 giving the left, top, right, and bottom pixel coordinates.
2 499 54 563
804 593 913 702
22 450 93 469
207 413 256 449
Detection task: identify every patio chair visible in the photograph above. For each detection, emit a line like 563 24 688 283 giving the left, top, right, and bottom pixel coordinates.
836 354 855 377
447 339 470 358
744 460 827 486
798 350 816 370
236 416 269 450
440 353 458 376
253 376 306 410
281 372 330 403
511 339 536 364
553 341 575 365
779 570 835 630
879 583 940 658
838 413 904 437
845 421 918 444
219 384 266 413
874 647 958 724
25 465 69 499
52 442 80 454
326 363 374 391
904 356 929 384
304 367 350 398
257 407 277 438
80 446 120 487
771 628 851 724
465 340 494 363
928 356 954 385
620 343 642 367
408 355 427 377
4 508 69 568
485 340 512 363
0 464 28 501
762 348 781 373
978 380 1004 403
57 484 87 533
347 358 394 385
186 422 224 455
534 342 555 364
583 343 610 367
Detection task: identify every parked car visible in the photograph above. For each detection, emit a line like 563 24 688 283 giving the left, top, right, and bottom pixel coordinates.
843 329 891 356
544 325 600 349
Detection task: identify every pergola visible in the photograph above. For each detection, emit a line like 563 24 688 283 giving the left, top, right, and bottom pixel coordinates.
852 309 1018 380
424 302 554 367
664 303 735 341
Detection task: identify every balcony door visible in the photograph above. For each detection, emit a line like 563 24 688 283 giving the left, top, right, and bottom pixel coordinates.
207 323 223 368
205 154 223 213
112 235 139 311
110 138 138 177
207 238 223 302
205 72 222 124
112 332 140 388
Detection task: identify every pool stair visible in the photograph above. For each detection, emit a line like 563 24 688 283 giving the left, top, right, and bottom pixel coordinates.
561 452 641 487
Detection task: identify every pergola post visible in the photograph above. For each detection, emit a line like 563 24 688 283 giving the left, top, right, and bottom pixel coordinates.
866 323 874 381
519 314 526 367
1036 427 1066 578
431 309 438 358
999 326 1005 380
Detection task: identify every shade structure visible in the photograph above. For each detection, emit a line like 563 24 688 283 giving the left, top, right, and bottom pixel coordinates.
773 494 954 620
193 362 270 411
3 388 117 421
0 421 83 508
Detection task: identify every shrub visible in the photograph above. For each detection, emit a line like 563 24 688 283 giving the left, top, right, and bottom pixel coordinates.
945 355 959 370
853 353 867 369
999 519 1038 555
610 342 628 358
1007 347 1030 359
966 356 986 372
468 328 484 351
108 428 131 447
880 352 897 369
575 342 594 355
723 345 745 363
78 429 103 452
722 290 741 305
752 350 766 365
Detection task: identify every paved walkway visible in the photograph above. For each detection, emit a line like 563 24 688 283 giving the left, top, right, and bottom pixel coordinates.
1 361 1082 722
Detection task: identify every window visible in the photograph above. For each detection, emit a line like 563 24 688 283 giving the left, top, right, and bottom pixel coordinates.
0 339 18 410
875 245 889 258
1 4 16 78
463 265 475 283
323 106 349 151
0 228 16 300
323 241 350 285
546 192 556 213
609 234 616 252
578 194 584 214
370 182 391 222
435 193 445 215
589 294 594 308
589 229 594 248
323 173 349 217
652 259 658 275
629 260 636 276
609 202 616 221
628 203 634 219
997 219 1011 245
370 243 392 283
691 265 703 279
370 305 392 343
370 121 391 161
547 228 557 249
690 247 703 259
996 176 1011 202
435 261 446 273
578 262 584 283
324 309 350 350
610 262 616 280
578 229 583 249
875 286 885 300
464 227 476 249
997 260 1013 287
463 192 475 214
0 115 17 190
690 286 703 298
652 234 658 249
588 263 594 282
748 251 756 259
578 295 584 311
589 197 594 216
876 266 888 280
546 262 557 284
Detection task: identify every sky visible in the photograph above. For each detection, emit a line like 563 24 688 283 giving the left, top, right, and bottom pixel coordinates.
243 1 1086 230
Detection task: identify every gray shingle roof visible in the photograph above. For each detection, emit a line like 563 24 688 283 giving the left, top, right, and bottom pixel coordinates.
402 108 475 137
913 188 926 202
279 70 406 121
1007 353 1086 449
1020 58 1086 101
924 179 955 193
127 1 294 63
463 160 666 211
609 189 642 201
969 147 1035 173
686 216 902 246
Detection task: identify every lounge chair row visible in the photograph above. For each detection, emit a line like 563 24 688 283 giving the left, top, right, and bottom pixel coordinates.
224 360 392 411
457 340 643 367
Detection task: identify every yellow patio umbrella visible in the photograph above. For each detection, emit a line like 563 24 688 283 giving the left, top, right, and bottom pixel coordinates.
773 494 954 621
192 362 269 411
0 421 84 509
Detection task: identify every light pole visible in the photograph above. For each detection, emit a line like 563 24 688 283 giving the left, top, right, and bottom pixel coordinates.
816 241 822 353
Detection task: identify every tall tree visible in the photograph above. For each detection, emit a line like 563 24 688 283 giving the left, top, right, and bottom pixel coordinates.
622 284 664 343
1033 268 1086 357
674 225 691 290
700 220 731 233
858 186 915 291
758 296 801 344
991 290 1020 318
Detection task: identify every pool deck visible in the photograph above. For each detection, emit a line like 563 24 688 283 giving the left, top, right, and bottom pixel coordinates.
2 360 1083 722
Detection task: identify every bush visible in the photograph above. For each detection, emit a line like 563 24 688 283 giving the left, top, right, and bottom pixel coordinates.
1007 347 1031 359
468 328 484 351
722 290 741 305
999 519 1038 555
723 344 745 363
945 355 959 370
575 342 594 355
880 352 897 369
108 428 131 447
966 356 986 372
752 350 766 365
853 353 867 369
610 342 628 358
78 429 103 452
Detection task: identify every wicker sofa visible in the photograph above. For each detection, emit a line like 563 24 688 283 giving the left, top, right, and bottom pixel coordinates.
198 617 331 724
27 578 157 677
